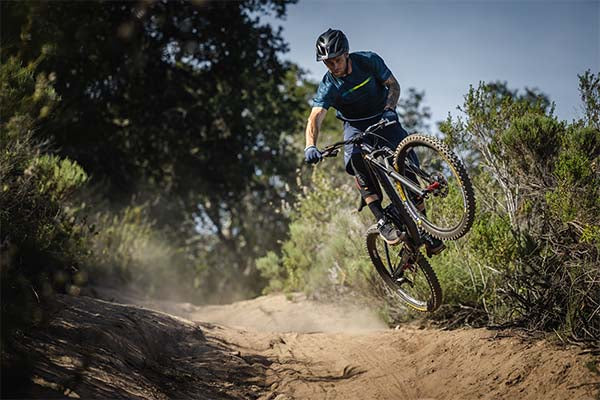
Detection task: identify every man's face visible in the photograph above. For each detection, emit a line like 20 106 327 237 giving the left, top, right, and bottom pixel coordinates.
323 53 349 77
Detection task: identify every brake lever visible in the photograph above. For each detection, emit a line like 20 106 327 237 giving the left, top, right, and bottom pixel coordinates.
365 119 396 134
321 148 339 158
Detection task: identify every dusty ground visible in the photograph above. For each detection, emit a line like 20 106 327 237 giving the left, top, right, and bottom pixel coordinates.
7 291 600 399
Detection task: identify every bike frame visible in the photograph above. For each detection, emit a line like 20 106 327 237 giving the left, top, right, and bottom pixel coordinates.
321 120 425 249
359 142 422 249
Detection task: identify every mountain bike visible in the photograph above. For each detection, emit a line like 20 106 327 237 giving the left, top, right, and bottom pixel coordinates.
319 120 475 312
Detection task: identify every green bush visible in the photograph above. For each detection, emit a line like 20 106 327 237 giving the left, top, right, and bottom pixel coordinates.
0 55 209 330
257 167 371 295
501 114 563 177
1 57 91 339
440 76 600 342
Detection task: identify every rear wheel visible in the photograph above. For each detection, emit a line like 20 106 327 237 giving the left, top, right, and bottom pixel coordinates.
393 134 476 240
365 225 442 312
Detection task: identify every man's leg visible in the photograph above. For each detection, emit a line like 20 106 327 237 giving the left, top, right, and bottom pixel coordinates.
350 152 401 245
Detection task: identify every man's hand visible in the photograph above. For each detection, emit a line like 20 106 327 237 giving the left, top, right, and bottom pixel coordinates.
381 108 398 123
304 145 322 164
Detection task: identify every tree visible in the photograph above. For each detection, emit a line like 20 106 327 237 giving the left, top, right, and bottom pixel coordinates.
2 0 305 299
397 88 432 134
579 69 600 130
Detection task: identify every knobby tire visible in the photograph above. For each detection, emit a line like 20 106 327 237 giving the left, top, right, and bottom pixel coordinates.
365 225 442 312
393 134 476 240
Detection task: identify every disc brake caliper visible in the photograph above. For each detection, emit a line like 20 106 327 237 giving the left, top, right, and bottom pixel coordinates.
424 174 448 197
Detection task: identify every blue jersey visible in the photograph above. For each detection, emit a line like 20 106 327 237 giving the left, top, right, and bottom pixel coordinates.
312 51 392 121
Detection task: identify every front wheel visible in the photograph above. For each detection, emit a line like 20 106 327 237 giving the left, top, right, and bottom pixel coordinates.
393 134 476 241
366 225 442 312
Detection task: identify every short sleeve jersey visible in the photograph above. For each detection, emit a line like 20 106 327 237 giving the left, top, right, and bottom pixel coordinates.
312 51 392 121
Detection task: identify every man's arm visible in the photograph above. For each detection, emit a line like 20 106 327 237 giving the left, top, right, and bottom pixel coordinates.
383 73 401 110
305 107 328 148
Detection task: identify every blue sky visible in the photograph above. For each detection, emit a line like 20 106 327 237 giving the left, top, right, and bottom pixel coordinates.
266 0 599 129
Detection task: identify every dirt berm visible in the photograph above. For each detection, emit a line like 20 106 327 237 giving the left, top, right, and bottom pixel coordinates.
8 291 600 399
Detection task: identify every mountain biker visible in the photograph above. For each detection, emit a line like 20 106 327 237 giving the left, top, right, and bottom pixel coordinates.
304 28 444 255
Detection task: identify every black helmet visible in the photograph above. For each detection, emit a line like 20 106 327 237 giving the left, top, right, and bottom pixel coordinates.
316 29 349 62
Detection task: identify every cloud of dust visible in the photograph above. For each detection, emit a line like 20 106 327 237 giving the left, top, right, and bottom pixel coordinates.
85 194 259 308
182 293 388 333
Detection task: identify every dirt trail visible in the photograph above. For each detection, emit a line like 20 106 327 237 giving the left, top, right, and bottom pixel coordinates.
12 291 600 399
136 292 600 400
131 292 388 333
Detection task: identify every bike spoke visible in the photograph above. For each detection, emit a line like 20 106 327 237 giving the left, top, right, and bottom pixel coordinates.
405 160 432 181
383 242 397 277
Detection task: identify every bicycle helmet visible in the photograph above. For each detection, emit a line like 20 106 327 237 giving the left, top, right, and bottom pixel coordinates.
316 29 349 61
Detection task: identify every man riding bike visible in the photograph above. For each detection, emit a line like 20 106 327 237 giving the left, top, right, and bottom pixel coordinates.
304 28 444 255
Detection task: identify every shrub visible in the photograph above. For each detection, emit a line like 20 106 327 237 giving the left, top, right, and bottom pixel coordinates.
257 166 371 295
1 57 91 340
440 77 600 342
1 56 208 331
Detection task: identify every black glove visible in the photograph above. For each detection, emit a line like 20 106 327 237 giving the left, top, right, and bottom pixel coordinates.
381 108 398 123
304 145 322 164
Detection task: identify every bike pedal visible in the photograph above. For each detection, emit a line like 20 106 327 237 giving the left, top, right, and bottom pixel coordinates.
425 242 446 258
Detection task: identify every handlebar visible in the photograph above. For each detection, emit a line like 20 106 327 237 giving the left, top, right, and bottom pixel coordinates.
320 119 397 159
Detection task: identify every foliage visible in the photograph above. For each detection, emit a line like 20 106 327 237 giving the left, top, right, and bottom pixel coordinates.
87 204 207 303
440 81 553 226
1 57 90 341
398 88 432 134
2 0 303 299
440 76 600 342
257 167 372 295
579 69 600 130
